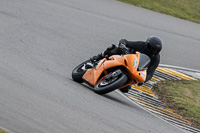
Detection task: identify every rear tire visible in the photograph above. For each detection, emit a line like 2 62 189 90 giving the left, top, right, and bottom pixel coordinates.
94 72 128 94
72 60 91 83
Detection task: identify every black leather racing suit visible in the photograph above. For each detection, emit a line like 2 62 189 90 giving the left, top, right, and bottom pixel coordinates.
104 40 160 82
122 40 160 82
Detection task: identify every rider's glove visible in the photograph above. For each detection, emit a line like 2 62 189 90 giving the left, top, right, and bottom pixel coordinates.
119 39 128 47
118 43 130 54
138 82 143 86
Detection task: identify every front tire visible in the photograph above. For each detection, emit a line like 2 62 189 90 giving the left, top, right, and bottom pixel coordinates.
94 72 128 94
72 60 91 83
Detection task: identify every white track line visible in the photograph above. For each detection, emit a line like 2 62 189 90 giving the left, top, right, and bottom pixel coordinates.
116 90 189 133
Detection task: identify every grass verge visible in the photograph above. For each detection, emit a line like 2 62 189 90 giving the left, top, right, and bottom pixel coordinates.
0 128 8 133
117 0 200 24
153 80 200 128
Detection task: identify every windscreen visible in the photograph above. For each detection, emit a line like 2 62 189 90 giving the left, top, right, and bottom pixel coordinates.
138 53 151 71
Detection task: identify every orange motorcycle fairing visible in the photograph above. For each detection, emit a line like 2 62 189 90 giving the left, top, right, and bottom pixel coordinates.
82 52 147 87
82 55 124 87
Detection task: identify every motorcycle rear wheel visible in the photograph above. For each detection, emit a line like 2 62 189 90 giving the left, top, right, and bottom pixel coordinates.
94 72 128 94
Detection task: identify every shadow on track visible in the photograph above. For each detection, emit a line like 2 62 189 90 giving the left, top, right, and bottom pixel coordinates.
102 92 139 110
69 78 139 110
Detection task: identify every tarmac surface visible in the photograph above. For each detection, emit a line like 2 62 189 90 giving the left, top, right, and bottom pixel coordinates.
0 0 200 132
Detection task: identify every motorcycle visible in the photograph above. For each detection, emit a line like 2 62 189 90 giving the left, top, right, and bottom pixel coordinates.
72 45 151 94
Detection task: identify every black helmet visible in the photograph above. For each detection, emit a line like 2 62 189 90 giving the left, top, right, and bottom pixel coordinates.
146 36 162 55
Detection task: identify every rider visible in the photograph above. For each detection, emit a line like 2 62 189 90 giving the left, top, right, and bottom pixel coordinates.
90 36 162 92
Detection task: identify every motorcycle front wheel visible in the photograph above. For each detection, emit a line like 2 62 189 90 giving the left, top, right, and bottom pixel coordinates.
94 72 128 94
72 60 92 83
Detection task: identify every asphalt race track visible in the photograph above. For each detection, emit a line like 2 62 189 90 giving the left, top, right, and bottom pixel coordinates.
0 0 200 133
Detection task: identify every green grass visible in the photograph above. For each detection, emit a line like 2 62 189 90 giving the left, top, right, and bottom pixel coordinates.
117 0 200 24
153 80 200 127
0 129 8 133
